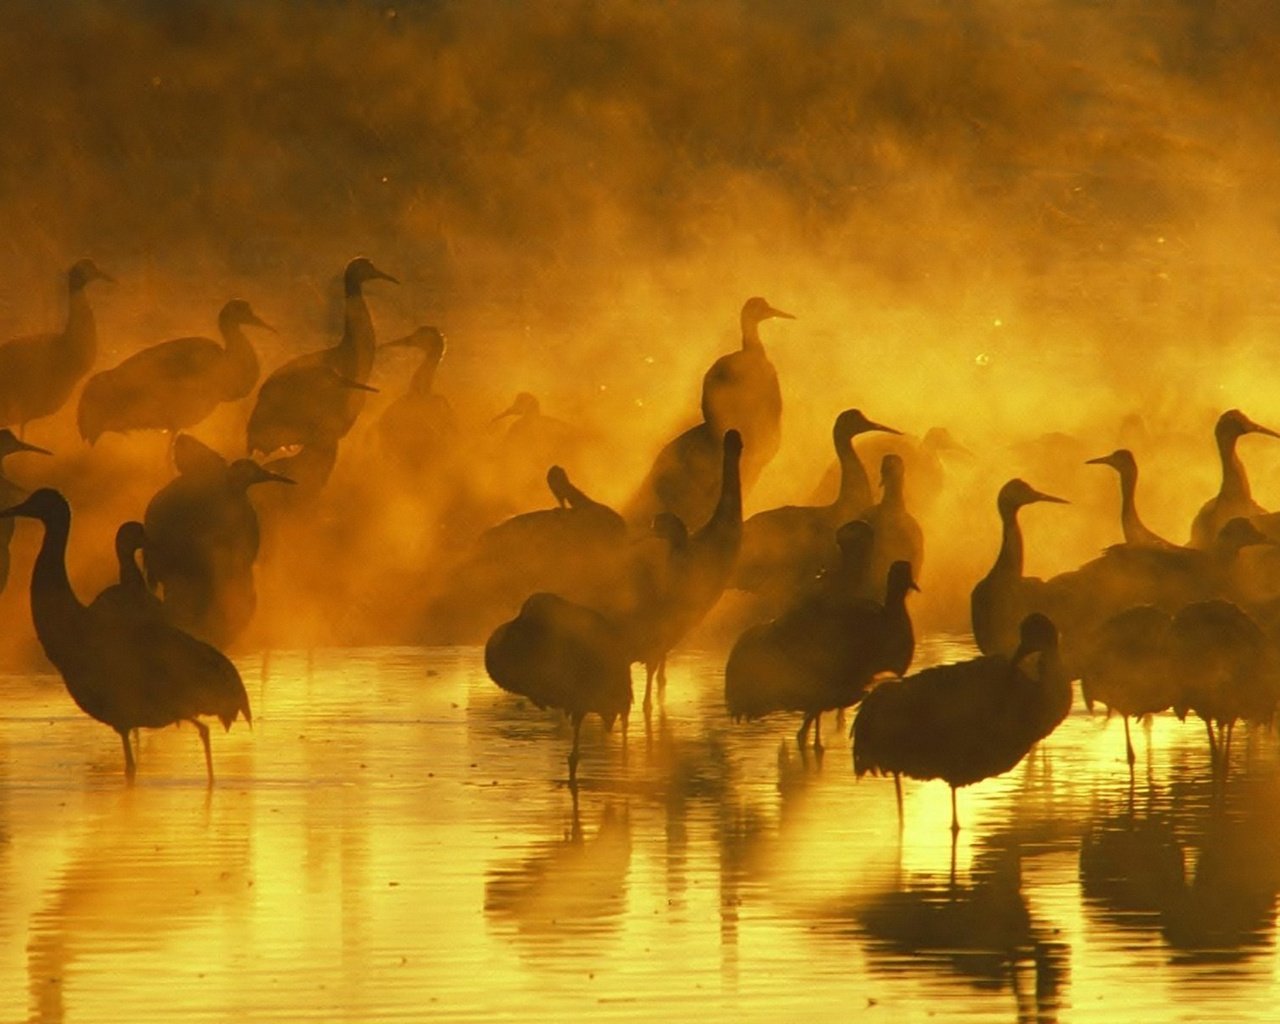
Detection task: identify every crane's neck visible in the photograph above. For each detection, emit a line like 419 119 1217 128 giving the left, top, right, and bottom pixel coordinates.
1114 462 1144 542
833 434 872 517
994 500 1025 577
705 442 743 538
1217 429 1251 503
218 320 261 400
62 281 98 375
881 472 906 511
28 512 88 653
410 353 441 395
118 548 147 593
740 316 764 353
337 281 377 383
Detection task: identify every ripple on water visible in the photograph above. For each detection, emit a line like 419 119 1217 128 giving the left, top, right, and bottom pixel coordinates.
2 644 1280 1022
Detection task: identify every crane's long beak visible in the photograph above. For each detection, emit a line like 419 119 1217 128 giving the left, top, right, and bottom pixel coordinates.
255 467 296 486
1249 422 1280 439
0 495 34 518
372 267 399 284
492 404 519 422
1031 488 1069 504
335 375 379 393
765 304 796 320
1084 454 1114 467
13 439 52 456
867 419 902 436
247 314 277 333
379 333 419 350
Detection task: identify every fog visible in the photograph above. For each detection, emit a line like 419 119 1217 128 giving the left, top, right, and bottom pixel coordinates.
2 0 1279 660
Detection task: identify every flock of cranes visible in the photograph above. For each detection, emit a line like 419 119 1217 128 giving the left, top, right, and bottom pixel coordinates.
1 257 1279 829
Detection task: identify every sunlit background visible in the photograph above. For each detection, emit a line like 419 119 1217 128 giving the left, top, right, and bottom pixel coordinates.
3 1 1280 1020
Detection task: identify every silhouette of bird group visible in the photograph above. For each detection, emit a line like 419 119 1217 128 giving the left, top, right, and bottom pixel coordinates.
6 257 1280 820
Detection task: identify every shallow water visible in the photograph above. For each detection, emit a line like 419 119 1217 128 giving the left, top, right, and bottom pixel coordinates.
3 637 1280 1023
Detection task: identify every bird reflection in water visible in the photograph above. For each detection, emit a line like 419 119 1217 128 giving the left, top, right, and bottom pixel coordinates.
842 847 1067 1023
1080 769 1280 966
484 801 631 963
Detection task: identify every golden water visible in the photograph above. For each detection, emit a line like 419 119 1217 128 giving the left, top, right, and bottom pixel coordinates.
3 638 1279 1023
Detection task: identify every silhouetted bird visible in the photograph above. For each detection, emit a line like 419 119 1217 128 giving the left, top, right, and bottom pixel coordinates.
1086 449 1181 552
625 298 792 529
487 392 589 513
246 257 395 456
77 299 272 444
1080 604 1174 769
431 465 628 641
735 408 899 602
0 259 112 436
1 489 251 784
970 480 1068 657
853 613 1068 832
727 559 917 752
858 453 925 594
1189 410 1278 549
374 326 456 478
485 592 632 786
89 521 164 624
144 443 293 647
0 430 51 593
810 425 971 515
247 367 378 460
1167 598 1279 774
628 429 744 709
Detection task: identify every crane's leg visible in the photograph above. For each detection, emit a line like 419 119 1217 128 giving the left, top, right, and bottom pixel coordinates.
894 773 904 830
191 719 214 786
643 663 656 712
1123 715 1135 768
1204 718 1219 772
120 730 137 784
657 657 667 697
1223 720 1235 778
813 712 823 753
796 714 812 752
568 715 583 790
950 786 960 836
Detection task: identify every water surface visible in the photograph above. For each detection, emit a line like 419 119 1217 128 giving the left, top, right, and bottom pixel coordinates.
3 639 1279 1022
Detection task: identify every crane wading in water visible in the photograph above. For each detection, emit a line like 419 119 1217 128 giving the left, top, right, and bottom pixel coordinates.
1 489 251 785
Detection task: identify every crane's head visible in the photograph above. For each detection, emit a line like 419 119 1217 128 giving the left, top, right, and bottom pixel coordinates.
0 430 51 461
740 297 795 329
546 465 571 505
1012 613 1058 666
997 478 1068 513
1215 516 1272 553
114 520 147 560
381 326 446 360
228 459 295 491
884 559 920 600
220 299 275 333
922 426 973 458
0 487 70 524
68 258 113 291
651 512 689 547
494 392 540 421
834 518 874 564
834 408 901 444
1085 448 1137 475
1218 408 1280 441
722 428 743 458
879 453 905 491
344 257 399 290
